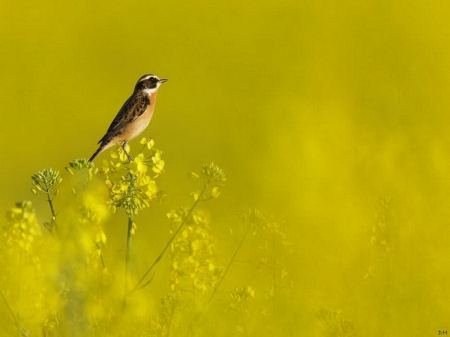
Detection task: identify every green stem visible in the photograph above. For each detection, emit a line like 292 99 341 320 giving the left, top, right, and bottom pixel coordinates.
128 184 208 297
122 214 134 310
207 222 252 305
95 242 106 269
46 191 59 238
0 290 28 336
272 229 277 319
166 310 173 337
240 306 249 337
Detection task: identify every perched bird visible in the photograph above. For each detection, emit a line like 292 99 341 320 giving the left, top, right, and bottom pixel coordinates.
88 74 167 162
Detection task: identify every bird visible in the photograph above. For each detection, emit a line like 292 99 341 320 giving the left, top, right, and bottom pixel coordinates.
88 74 167 163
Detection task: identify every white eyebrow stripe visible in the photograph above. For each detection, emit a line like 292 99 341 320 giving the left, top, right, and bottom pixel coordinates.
138 75 159 83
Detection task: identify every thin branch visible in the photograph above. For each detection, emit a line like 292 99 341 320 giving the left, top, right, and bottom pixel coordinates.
127 184 208 297
207 222 252 305
272 229 277 318
122 214 134 310
45 190 59 238
0 290 29 336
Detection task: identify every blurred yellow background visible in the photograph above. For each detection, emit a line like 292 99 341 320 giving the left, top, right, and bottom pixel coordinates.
1 0 450 335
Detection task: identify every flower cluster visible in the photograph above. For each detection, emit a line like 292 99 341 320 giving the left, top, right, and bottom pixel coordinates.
31 168 62 196
65 158 97 187
168 209 220 294
1 201 45 335
229 285 255 308
316 308 355 337
65 158 109 273
3 201 42 254
201 162 226 186
238 209 293 316
228 286 255 335
370 196 393 256
100 139 164 216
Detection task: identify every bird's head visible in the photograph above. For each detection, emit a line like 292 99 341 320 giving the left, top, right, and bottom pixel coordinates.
134 74 168 94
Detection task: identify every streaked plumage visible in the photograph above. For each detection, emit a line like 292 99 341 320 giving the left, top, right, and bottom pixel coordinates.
88 74 167 162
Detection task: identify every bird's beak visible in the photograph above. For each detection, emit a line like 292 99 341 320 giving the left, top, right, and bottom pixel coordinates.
159 78 168 83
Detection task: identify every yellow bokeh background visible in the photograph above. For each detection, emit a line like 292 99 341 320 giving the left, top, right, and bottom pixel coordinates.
1 0 450 335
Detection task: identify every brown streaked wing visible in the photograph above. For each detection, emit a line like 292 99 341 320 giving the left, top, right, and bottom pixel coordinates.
98 93 150 144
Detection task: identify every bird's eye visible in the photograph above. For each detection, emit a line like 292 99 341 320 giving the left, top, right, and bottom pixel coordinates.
146 79 157 88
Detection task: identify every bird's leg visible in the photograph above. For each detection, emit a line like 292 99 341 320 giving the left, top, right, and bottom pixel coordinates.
122 142 133 162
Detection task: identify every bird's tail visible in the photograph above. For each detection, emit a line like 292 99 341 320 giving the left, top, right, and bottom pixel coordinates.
88 144 105 163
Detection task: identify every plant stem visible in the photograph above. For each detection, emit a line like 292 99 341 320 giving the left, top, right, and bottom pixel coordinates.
0 290 28 336
96 242 106 269
206 222 252 305
128 184 208 297
46 191 59 238
122 214 134 310
272 229 277 319
240 306 249 337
